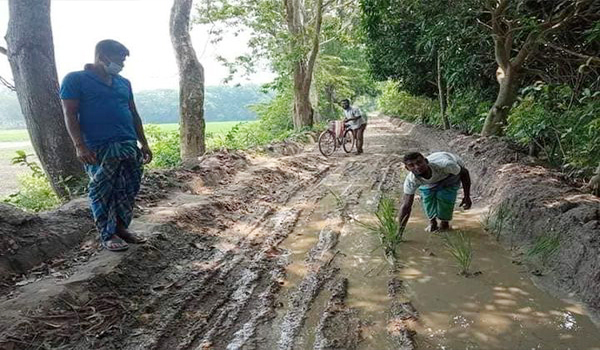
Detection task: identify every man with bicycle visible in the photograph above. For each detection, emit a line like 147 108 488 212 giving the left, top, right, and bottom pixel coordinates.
341 99 366 155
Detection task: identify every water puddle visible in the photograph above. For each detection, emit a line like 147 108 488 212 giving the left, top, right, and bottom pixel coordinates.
276 144 599 349
400 205 600 350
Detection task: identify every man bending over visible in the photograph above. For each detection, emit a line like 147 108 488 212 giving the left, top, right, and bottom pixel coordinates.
398 151 472 232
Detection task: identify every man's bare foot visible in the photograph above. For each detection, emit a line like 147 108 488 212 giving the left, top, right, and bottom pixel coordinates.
425 219 438 232
425 224 439 232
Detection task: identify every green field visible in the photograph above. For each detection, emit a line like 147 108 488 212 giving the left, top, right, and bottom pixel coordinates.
0 129 29 143
0 121 251 143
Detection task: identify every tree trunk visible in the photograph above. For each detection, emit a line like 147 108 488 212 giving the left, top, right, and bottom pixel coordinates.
5 0 84 199
292 62 313 129
170 0 205 163
437 52 449 130
482 65 519 136
286 0 323 130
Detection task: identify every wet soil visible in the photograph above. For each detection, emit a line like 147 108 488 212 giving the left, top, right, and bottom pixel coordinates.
0 118 598 350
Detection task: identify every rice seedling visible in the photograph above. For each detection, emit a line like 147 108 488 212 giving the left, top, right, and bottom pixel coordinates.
527 232 560 263
355 195 403 264
442 231 473 276
481 202 511 241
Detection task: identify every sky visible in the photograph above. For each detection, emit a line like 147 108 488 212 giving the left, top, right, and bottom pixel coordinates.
0 0 274 92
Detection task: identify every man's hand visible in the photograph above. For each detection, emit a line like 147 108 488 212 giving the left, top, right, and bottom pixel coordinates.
141 144 153 164
76 144 97 164
459 196 472 210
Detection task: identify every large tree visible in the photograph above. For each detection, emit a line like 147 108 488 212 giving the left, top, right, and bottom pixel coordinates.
3 0 84 199
481 0 600 136
170 0 206 163
285 0 324 129
196 0 335 130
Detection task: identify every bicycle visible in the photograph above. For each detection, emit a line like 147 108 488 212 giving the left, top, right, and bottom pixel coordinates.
318 120 356 157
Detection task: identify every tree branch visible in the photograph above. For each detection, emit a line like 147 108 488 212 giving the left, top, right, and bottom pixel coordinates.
512 30 539 68
0 75 16 91
545 42 600 65
0 46 6 56
305 0 323 88
491 0 511 68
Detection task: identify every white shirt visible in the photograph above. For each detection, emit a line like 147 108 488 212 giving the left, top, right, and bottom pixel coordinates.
343 107 365 130
403 152 465 195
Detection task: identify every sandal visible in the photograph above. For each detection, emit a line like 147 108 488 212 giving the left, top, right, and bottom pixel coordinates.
102 236 129 251
117 230 147 244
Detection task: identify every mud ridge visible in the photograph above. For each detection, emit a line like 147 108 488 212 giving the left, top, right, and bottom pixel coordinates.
278 228 340 350
313 277 362 350
387 277 418 350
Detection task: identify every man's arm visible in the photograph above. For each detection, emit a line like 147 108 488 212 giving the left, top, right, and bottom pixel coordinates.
62 99 97 164
129 100 153 164
398 193 415 232
459 166 472 209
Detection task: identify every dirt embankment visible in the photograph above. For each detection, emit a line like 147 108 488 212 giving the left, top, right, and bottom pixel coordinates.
389 118 600 320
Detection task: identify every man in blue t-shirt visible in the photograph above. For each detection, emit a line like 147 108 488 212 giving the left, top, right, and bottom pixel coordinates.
60 39 152 252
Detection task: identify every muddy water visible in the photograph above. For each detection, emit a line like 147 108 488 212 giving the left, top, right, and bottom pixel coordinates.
277 120 600 349
402 205 600 350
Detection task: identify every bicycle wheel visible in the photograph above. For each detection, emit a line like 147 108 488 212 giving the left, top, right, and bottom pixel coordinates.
342 129 355 153
318 130 337 156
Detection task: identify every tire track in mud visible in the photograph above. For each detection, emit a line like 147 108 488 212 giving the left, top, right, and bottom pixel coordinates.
2 119 421 350
122 156 333 350
260 119 421 349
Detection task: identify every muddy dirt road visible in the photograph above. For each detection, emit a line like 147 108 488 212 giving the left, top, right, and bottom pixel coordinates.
1 118 599 350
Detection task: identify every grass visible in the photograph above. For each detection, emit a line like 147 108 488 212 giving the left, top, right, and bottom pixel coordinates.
356 195 403 265
527 232 560 263
481 202 512 241
150 121 253 135
0 121 252 143
442 231 474 276
0 129 30 142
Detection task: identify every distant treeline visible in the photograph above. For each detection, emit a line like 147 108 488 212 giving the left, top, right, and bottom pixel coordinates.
0 85 272 129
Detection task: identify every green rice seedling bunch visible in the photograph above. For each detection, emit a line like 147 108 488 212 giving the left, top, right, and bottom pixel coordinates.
481 202 511 240
356 195 403 263
443 231 473 276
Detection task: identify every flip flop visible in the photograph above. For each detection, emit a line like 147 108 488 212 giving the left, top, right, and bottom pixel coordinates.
117 231 147 244
101 236 129 251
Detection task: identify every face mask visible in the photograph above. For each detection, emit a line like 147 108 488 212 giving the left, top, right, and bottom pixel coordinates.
105 61 123 75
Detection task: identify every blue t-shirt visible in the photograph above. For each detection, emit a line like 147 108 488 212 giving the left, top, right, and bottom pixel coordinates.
60 69 138 149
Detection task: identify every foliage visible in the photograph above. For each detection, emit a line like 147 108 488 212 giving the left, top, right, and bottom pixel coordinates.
360 0 495 97
506 83 600 176
442 231 473 276
145 125 181 169
195 0 376 128
446 88 493 134
356 195 403 265
2 151 60 212
135 86 271 124
3 173 61 212
146 90 301 167
377 81 439 123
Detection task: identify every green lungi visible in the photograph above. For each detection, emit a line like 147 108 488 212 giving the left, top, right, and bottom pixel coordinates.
419 184 460 221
